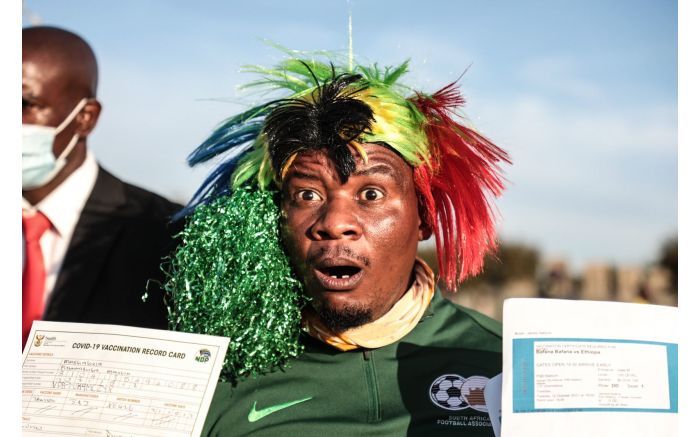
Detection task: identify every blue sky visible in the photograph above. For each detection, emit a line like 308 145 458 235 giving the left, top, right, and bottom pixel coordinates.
21 0 678 272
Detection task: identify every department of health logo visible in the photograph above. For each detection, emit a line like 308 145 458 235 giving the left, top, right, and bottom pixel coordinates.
429 374 489 412
195 349 211 363
33 335 45 347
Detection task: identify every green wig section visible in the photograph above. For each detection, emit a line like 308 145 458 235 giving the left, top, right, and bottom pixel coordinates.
164 186 308 381
230 55 433 191
354 86 430 167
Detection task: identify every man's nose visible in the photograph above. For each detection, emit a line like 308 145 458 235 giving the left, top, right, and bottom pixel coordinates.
309 197 362 240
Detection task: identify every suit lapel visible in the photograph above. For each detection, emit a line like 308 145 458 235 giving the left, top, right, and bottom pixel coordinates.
44 167 127 321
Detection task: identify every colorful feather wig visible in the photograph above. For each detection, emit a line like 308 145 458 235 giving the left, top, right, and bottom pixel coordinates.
166 53 510 381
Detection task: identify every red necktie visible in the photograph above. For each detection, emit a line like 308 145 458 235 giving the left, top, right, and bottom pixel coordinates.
22 210 51 349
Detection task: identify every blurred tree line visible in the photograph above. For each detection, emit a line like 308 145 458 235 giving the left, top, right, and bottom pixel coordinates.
658 235 677 293
417 241 540 289
418 234 678 295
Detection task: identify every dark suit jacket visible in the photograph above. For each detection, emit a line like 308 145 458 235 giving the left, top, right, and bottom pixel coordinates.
42 167 183 330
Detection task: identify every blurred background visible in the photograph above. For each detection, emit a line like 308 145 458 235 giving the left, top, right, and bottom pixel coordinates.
22 0 678 319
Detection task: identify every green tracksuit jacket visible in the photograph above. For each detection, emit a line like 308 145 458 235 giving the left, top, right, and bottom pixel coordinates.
202 291 502 436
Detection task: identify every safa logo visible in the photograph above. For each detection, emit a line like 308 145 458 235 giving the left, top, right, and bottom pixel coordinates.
195 349 211 363
429 374 489 412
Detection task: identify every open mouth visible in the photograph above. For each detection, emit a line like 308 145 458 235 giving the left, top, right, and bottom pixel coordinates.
319 266 362 279
313 264 365 291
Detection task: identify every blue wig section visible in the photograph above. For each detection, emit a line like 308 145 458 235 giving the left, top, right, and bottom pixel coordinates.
187 103 273 166
187 122 262 166
174 103 276 221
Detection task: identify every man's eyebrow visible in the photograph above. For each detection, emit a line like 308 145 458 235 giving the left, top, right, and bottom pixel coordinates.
353 164 397 178
286 170 321 182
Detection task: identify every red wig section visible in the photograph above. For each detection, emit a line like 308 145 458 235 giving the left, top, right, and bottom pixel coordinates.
410 82 510 291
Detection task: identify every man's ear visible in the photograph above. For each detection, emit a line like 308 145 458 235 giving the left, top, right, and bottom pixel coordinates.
417 199 433 241
75 98 101 138
419 222 432 241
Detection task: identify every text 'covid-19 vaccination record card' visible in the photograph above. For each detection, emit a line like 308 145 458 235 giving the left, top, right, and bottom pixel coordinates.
22 321 230 437
500 298 677 437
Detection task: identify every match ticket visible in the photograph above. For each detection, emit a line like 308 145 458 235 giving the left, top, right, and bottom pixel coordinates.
22 321 230 437
513 338 675 412
501 298 677 437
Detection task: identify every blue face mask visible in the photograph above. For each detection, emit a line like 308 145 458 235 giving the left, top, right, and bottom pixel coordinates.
22 98 88 189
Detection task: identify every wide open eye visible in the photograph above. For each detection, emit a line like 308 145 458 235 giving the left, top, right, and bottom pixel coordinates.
359 188 384 201
296 189 322 202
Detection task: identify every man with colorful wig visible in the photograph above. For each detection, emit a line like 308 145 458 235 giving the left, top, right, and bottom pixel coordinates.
166 54 510 435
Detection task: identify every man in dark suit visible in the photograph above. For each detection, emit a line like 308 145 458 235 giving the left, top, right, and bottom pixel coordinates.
22 26 181 346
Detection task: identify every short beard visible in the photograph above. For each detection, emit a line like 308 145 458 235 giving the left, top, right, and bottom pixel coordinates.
316 300 373 333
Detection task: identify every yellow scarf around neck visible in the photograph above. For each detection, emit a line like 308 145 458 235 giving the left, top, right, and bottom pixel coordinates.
303 258 435 351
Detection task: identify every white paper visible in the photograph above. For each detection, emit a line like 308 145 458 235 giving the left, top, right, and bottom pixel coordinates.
22 321 230 437
501 298 677 437
484 373 502 437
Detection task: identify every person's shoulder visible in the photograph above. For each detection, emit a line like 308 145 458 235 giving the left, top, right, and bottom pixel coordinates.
98 167 183 219
441 295 502 339
121 180 182 218
422 291 502 352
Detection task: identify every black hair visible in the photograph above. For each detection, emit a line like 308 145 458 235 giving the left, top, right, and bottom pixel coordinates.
263 72 375 183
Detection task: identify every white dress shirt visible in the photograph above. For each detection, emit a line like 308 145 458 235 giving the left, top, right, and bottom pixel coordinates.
22 151 99 303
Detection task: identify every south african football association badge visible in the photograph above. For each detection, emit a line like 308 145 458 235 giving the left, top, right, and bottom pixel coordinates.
429 374 489 412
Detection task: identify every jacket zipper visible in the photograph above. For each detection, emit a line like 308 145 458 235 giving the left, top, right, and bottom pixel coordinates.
362 349 381 423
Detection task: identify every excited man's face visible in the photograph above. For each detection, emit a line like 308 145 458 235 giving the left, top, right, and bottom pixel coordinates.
280 143 431 332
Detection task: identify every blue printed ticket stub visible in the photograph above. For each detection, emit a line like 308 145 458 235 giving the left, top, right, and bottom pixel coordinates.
512 338 677 413
500 298 677 437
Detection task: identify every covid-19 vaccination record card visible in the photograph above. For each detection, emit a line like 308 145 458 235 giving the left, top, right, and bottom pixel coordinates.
22 321 230 437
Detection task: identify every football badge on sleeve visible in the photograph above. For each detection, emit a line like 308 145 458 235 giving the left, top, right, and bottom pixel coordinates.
429 374 489 412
